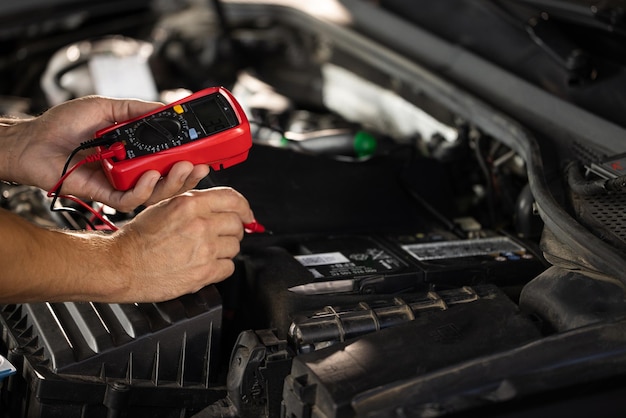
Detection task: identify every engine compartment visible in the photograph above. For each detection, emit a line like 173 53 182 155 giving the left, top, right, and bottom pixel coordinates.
2 1 626 417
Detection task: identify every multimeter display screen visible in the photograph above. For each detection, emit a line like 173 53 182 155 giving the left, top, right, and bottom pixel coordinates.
190 95 238 135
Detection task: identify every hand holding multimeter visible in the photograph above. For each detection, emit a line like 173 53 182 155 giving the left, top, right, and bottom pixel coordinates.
45 87 265 232
95 86 252 191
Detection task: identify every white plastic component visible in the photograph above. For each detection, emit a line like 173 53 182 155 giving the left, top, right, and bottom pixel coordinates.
321 63 457 142
0 355 16 381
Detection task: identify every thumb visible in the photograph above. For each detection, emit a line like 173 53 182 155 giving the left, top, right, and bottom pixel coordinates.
105 98 164 124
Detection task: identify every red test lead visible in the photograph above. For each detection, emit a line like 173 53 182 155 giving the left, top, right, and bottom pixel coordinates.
243 220 266 234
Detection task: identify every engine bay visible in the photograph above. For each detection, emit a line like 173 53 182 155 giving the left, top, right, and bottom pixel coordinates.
2 1 626 417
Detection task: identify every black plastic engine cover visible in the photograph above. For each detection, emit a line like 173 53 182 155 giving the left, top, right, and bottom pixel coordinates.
0 286 224 418
281 284 541 418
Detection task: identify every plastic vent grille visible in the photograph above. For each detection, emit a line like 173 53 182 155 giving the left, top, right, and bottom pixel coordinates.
571 191 626 252
0 286 224 418
571 140 607 166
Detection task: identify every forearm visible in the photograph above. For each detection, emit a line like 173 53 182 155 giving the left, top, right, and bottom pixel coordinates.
0 208 126 303
0 118 32 185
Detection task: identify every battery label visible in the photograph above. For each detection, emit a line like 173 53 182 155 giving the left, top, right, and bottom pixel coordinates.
294 245 405 278
295 252 350 266
401 236 525 261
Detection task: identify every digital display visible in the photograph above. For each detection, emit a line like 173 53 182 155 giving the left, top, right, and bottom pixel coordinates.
190 94 238 135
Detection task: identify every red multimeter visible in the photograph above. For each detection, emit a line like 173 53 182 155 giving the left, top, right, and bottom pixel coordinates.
96 87 252 191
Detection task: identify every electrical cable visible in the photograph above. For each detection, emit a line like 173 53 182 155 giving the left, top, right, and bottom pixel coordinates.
48 138 121 231
473 135 497 228
567 161 626 195
49 138 268 234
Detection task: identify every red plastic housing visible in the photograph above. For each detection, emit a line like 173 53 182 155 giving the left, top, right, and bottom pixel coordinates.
97 87 252 191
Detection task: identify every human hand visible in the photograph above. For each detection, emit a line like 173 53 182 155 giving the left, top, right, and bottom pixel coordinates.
4 96 211 212
0 187 254 303
102 187 254 302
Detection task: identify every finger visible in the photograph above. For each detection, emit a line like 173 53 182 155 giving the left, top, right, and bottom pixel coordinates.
145 161 194 203
183 164 210 190
214 236 242 259
208 212 246 240
115 170 161 212
148 163 210 204
103 162 207 211
105 98 163 124
190 187 254 222
200 259 236 288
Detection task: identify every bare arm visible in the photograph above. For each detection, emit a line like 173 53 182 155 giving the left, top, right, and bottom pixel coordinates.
0 208 119 302
0 96 256 304
0 188 254 303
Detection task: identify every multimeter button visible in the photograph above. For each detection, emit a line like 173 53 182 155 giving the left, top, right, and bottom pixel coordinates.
189 128 199 140
173 104 184 114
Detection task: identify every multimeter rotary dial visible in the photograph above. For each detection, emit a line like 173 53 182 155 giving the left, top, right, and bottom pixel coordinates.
125 111 190 155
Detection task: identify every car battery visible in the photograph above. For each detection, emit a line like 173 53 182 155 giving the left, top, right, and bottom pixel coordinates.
291 231 545 290
237 230 545 337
